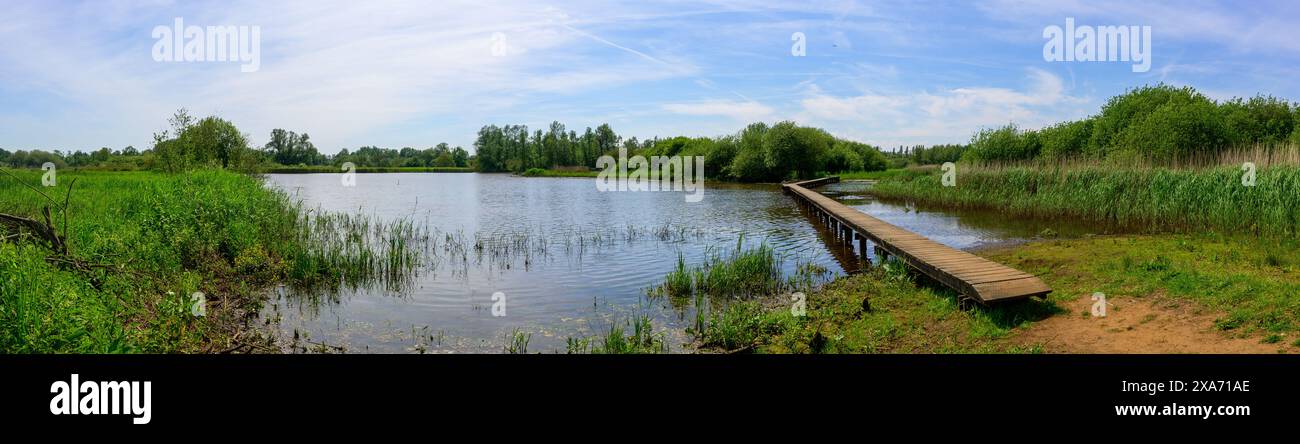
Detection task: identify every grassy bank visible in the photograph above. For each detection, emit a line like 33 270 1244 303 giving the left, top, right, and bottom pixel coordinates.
867 163 1300 236
0 169 423 352
519 167 598 178
682 234 1298 353
985 234 1300 339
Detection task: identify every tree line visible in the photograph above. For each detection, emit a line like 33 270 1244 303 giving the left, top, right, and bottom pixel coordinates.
1 109 477 172
964 84 1300 164
473 120 893 181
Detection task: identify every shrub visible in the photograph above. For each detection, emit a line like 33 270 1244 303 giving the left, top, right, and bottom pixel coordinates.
822 143 864 172
1221 95 1296 146
1114 95 1228 161
763 121 831 179
1038 119 1092 159
964 124 1040 162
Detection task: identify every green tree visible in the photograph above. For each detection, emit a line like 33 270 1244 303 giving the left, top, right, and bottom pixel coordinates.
763 121 830 179
452 147 469 167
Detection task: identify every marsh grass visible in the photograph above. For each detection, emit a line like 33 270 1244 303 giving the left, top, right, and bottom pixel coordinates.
563 313 669 354
0 169 430 352
504 328 532 354
653 236 785 300
648 236 846 351
870 160 1300 236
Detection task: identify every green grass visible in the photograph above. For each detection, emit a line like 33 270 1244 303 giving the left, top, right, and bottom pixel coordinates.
983 234 1300 337
652 238 783 299
690 265 1053 353
0 169 425 352
504 328 532 354
563 314 670 354
869 164 1300 236
686 233 1297 353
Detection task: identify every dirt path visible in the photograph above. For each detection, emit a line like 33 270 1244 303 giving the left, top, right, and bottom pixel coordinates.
1012 292 1288 354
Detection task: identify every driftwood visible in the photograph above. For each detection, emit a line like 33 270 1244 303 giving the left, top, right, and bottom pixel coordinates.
0 168 75 255
0 207 66 254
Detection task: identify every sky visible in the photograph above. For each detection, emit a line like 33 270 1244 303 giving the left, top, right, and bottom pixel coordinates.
1 0 1298 155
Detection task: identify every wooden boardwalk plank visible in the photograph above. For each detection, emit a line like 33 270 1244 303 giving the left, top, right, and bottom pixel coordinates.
784 177 1051 304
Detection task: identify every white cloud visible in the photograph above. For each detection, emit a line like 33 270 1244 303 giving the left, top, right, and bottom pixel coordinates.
0 0 702 151
662 100 775 122
795 68 1092 148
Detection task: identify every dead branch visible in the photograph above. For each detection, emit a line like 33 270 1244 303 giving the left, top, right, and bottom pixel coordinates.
0 209 65 253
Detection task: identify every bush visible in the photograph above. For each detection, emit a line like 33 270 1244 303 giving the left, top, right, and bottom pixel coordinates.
1221 95 1296 146
728 145 773 182
762 121 831 179
964 124 1040 162
822 144 864 172
1087 84 1199 156
705 136 737 178
1038 119 1092 159
1114 95 1228 161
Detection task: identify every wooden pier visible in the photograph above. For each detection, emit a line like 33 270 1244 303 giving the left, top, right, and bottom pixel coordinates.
783 177 1051 304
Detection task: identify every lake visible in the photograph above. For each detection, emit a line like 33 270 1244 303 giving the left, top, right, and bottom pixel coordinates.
261 173 1097 353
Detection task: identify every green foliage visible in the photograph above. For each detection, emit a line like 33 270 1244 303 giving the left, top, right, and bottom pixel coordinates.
965 124 1040 162
823 143 864 172
900 143 967 165
474 122 607 173
825 139 889 172
964 85 1300 165
0 242 132 353
1222 95 1296 147
0 169 425 352
264 128 322 166
1112 90 1228 161
967 85 1299 165
869 164 1300 236
763 121 831 179
153 110 260 173
1038 119 1092 159
475 118 886 182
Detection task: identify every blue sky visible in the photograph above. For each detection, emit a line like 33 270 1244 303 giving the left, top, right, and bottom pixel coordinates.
1 0 1298 154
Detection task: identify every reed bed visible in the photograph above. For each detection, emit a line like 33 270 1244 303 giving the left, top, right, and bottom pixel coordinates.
871 146 1300 236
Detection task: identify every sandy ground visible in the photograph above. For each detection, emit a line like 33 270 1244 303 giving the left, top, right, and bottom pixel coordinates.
1012 292 1288 354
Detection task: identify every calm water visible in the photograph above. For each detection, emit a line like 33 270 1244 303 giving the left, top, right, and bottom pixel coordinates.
261 174 1099 353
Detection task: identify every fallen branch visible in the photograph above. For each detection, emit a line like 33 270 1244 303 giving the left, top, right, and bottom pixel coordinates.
0 209 65 254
